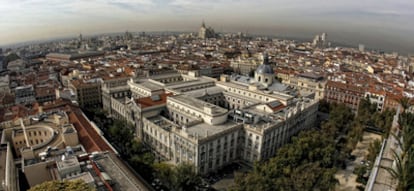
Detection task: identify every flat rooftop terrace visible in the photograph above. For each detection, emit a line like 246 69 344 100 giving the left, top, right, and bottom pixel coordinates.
184 120 241 140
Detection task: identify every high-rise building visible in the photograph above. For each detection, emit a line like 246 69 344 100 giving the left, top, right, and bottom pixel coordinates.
321 32 327 42
198 21 216 39
359 44 365 52
312 33 328 48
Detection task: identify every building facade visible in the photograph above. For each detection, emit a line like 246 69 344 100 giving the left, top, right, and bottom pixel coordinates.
324 80 365 111
101 75 131 114
69 79 102 108
15 85 36 105
278 72 326 100
109 64 318 174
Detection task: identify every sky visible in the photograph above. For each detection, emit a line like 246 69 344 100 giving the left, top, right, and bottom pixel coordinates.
0 0 413 53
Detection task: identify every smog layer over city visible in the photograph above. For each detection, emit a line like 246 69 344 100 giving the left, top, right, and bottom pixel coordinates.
0 1 413 191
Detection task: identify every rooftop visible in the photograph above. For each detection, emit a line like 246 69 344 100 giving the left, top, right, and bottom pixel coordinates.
68 107 114 153
94 152 151 191
136 92 173 109
184 86 225 98
147 115 179 131
184 120 241 140
57 156 80 170
326 80 365 93
298 72 324 81
134 80 164 91
168 94 228 116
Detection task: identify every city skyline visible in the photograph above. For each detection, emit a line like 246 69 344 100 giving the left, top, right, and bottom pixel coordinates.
1 0 414 53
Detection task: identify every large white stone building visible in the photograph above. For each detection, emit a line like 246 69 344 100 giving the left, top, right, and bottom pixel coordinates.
277 72 327 100
111 60 318 174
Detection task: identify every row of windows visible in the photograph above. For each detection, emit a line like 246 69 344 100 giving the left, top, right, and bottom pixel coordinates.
145 125 169 144
106 80 128 88
178 83 214 92
131 86 150 96
168 102 202 118
158 77 183 83
27 130 49 137
200 149 235 172
227 87 273 102
15 138 45 146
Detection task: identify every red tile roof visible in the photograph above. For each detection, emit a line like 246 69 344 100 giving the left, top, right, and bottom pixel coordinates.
68 107 114 153
135 93 173 109
326 80 365 93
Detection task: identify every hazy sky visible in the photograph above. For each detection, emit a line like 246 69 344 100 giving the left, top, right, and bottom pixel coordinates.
1 0 413 53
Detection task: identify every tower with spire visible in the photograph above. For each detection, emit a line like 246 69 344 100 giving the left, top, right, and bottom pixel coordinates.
77 33 83 49
201 20 206 28
198 20 215 39
198 20 207 39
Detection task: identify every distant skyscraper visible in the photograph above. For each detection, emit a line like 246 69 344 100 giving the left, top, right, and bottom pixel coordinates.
312 35 320 47
124 31 133 40
198 21 216 39
312 33 328 48
359 44 365 52
78 33 84 49
321 33 327 42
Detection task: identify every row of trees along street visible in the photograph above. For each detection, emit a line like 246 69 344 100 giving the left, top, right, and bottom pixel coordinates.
231 99 395 191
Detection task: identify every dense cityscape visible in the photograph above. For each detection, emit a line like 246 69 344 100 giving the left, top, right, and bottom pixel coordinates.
0 20 413 191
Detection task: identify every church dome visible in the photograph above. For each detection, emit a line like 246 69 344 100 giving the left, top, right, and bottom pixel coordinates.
256 63 273 75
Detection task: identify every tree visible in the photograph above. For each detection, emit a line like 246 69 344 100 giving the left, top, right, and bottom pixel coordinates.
172 163 203 191
232 130 339 191
108 119 134 154
29 180 95 191
318 99 330 113
397 97 411 113
382 150 414 191
367 139 382 162
153 162 175 188
382 97 414 191
154 163 202 191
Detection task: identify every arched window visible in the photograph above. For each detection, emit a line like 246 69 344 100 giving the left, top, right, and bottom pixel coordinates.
258 76 261 82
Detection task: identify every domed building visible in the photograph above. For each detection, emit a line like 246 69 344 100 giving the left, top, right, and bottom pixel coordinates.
254 52 275 87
